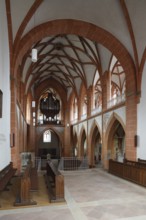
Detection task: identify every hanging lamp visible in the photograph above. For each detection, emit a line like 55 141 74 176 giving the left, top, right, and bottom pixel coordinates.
31 8 37 62
32 48 37 62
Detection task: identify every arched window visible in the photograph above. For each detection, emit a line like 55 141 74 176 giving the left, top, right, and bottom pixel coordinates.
93 70 102 113
110 57 126 99
94 78 102 109
108 56 126 107
43 130 51 142
73 97 78 120
83 94 88 115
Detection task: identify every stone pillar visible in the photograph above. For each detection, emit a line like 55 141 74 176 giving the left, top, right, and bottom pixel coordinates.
87 86 93 117
63 105 71 157
125 65 137 161
125 94 137 160
102 71 109 111
101 71 111 169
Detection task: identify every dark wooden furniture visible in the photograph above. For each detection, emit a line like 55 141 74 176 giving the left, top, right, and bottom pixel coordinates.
44 160 65 203
137 158 146 164
0 162 16 191
14 163 38 206
30 167 39 191
109 159 146 187
0 162 16 208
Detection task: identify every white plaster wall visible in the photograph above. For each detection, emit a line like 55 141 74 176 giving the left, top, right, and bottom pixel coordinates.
137 64 146 159
72 121 88 141
95 116 102 133
0 1 11 169
73 125 78 136
73 106 125 144
103 107 126 132
88 118 95 132
79 121 87 135
88 116 102 136
114 106 126 125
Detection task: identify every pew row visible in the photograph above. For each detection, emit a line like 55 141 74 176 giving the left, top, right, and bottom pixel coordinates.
137 158 146 164
44 160 65 203
0 162 16 192
14 163 38 206
0 162 17 208
109 159 146 187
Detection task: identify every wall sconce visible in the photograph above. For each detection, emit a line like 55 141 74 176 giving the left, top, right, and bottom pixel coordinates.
134 135 139 147
10 133 15 147
32 48 37 62
0 90 3 118
31 9 37 63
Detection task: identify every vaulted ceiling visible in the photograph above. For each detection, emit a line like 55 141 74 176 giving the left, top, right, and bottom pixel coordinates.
24 34 100 96
6 0 146 98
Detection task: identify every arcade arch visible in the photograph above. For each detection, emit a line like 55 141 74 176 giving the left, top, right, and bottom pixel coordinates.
89 122 102 167
79 127 87 157
72 132 78 157
37 129 62 161
106 115 125 165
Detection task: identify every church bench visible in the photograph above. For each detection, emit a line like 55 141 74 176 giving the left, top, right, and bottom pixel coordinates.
44 160 65 203
0 162 16 191
109 159 146 187
14 163 38 206
124 158 146 168
137 158 146 164
21 161 39 191
30 167 38 191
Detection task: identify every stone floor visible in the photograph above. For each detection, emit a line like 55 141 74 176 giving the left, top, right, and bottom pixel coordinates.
1 168 146 220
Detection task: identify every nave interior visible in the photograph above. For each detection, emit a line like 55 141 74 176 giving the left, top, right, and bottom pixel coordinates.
1 168 146 220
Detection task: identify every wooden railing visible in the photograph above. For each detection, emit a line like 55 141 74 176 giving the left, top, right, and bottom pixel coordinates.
109 159 146 187
137 158 146 164
44 160 65 203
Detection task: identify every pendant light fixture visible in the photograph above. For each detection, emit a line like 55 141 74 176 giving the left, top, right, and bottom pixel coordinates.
31 9 37 62
32 48 37 62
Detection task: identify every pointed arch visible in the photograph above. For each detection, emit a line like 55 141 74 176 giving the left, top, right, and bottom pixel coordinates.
36 127 64 159
104 112 126 169
78 125 87 157
37 127 64 144
78 83 87 119
88 120 102 167
72 131 78 157
89 119 102 138
106 112 126 136
68 90 79 123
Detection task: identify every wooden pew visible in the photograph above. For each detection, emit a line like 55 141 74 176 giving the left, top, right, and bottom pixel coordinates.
109 159 146 187
30 167 39 191
44 160 65 203
138 158 146 164
14 163 38 206
0 162 16 192
0 162 17 208
124 158 146 168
